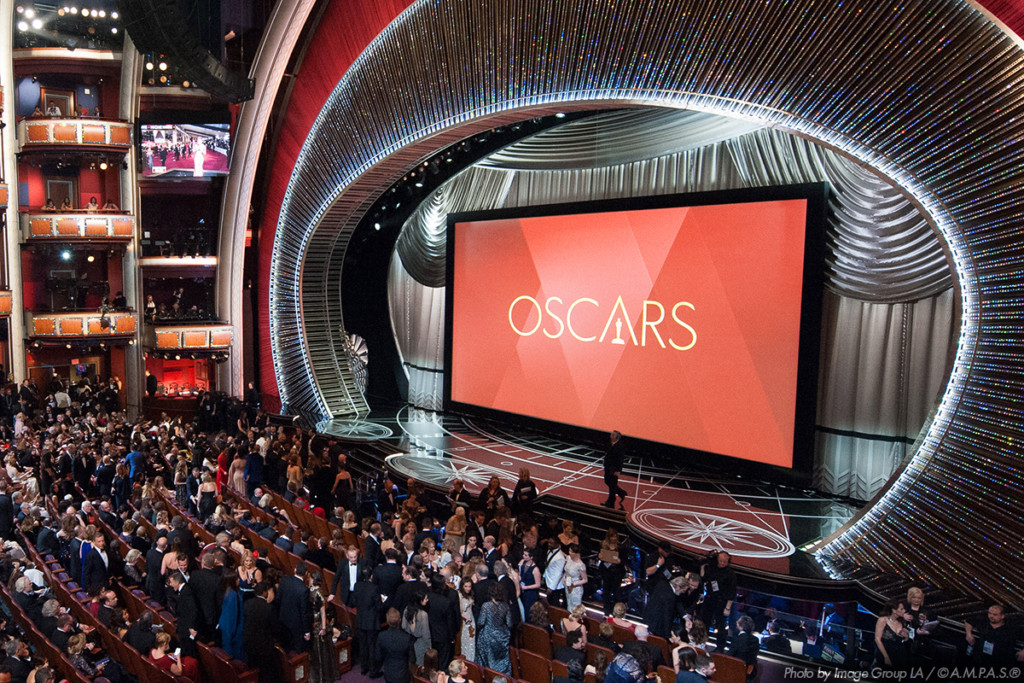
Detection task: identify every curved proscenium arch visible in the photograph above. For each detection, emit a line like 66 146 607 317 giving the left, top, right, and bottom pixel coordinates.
271 0 1024 604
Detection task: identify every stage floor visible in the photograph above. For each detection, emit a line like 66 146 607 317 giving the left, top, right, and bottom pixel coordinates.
321 406 859 581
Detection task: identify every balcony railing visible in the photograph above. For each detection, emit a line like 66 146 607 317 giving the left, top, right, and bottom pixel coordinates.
22 212 135 241
18 118 132 151
146 323 232 350
0 184 7 210
26 311 138 338
0 291 11 317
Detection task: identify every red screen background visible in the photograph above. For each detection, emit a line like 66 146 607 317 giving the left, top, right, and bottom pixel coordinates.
450 199 810 468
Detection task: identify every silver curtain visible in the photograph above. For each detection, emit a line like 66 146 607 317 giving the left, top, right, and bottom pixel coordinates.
388 111 957 499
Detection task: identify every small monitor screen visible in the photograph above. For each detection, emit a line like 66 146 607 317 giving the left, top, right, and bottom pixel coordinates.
140 123 231 178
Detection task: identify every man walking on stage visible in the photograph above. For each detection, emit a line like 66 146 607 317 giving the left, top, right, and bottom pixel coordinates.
603 430 628 508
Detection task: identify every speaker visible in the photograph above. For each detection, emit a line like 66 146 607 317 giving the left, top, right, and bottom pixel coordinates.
116 0 254 103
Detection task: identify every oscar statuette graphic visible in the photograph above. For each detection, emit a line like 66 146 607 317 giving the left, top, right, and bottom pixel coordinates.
612 318 626 345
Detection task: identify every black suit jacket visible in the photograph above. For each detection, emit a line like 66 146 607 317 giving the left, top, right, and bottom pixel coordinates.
173 582 200 634
364 535 384 567
729 631 760 666
145 548 166 602
427 589 459 644
621 640 665 670
189 567 221 630
353 579 383 631
373 562 402 598
278 574 312 651
244 596 278 662
13 589 44 624
375 626 413 683
0 493 15 539
82 548 109 593
388 579 419 616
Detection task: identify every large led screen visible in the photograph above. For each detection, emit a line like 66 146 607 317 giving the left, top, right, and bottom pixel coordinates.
445 186 826 471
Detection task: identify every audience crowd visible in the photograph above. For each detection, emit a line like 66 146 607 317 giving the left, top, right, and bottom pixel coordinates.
0 373 1017 683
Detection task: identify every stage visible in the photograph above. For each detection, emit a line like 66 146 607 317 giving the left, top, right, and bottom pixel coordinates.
320 406 861 585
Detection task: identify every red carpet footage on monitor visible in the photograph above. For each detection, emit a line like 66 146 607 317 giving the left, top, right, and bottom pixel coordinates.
448 191 821 469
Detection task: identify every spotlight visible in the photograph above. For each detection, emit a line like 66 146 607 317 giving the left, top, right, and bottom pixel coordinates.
374 222 381 230
129 339 136 346
158 62 167 71
17 21 27 31
24 8 34 18
16 6 23 14
99 161 108 170
31 18 43 29
111 11 118 19
70 7 78 14
555 112 566 118
60 250 72 261
32 341 40 349
87 255 95 263
58 8 65 16
174 354 181 360
414 182 424 188
111 27 117 34
159 76 167 84
181 80 189 88
65 343 72 349
145 62 154 70
98 10 105 17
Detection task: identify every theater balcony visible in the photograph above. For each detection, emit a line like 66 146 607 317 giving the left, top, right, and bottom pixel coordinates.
17 118 132 154
25 311 138 342
22 212 134 242
0 292 12 317
145 323 233 351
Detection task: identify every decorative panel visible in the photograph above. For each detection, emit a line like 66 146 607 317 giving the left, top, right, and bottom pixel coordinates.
21 213 135 241
0 291 12 316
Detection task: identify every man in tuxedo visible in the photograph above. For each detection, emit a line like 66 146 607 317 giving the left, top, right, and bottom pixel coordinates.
493 560 521 627
0 481 15 541
388 565 422 616
482 535 501 574
621 625 666 670
278 561 312 652
82 532 110 594
245 582 281 683
373 547 403 598
426 573 459 670
146 536 168 604
329 546 367 607
472 563 496 619
168 570 200 658
2 639 32 683
363 522 384 567
555 629 587 667
376 608 414 683
189 553 222 641
353 567 383 676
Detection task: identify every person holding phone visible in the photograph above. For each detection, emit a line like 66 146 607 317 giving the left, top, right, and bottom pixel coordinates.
148 631 183 676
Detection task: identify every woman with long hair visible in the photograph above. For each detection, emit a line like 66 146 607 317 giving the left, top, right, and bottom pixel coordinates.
403 587 432 665
874 600 910 669
458 577 476 661
518 546 542 617
309 571 340 683
237 549 263 600
476 583 512 675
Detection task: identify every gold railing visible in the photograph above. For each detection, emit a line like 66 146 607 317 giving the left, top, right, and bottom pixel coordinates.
26 311 138 338
21 212 134 241
18 118 133 150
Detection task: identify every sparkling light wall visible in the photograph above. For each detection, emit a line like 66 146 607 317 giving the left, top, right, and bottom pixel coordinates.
270 0 1024 605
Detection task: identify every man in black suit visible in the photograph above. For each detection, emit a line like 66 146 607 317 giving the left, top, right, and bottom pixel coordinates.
278 561 312 652
189 553 222 641
82 533 110 594
729 615 760 672
51 613 77 652
426 573 459 670
2 639 32 683
555 629 588 667
388 565 421 616
353 567 383 676
245 582 281 683
146 536 168 604
603 429 628 508
644 575 686 639
482 535 501 574
12 577 44 624
329 545 367 607
493 560 521 628
471 563 496 619
375 608 413 683
364 522 384 567
373 547 403 598
125 610 157 654
168 570 200 658
621 625 665 670
0 481 15 541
